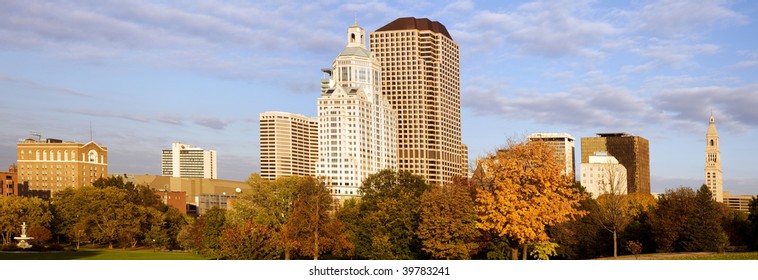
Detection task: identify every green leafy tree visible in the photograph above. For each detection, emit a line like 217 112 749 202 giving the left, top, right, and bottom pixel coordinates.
747 196 758 250
350 170 431 259
681 185 728 252
0 195 52 244
229 174 327 259
416 178 479 259
649 187 696 252
200 207 226 258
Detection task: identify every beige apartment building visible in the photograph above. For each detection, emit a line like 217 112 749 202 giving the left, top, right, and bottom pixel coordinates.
259 111 318 180
16 138 108 192
370 17 466 186
722 192 754 213
581 133 650 194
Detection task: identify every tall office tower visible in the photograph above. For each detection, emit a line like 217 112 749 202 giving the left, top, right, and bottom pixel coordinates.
581 133 650 194
259 111 318 180
528 133 576 178
370 17 463 186
704 114 723 202
317 22 397 200
580 152 627 198
16 137 108 191
162 142 217 179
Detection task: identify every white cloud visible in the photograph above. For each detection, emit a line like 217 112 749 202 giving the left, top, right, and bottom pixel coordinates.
634 41 720 67
455 0 618 57
632 0 748 38
653 85 758 133
462 83 652 130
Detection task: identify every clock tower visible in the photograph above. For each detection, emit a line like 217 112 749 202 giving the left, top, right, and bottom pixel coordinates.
704 114 723 202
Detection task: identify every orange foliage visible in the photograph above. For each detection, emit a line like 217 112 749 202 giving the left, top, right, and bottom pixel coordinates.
475 140 586 246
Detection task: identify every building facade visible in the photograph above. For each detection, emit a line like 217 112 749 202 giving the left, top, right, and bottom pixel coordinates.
722 192 754 213
317 22 397 200
528 133 575 178
580 152 627 198
161 142 217 179
370 17 466 186
704 114 723 202
581 133 650 194
125 174 249 217
259 111 318 180
16 138 108 192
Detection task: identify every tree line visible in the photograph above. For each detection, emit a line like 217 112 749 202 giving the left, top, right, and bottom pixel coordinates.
2 140 758 259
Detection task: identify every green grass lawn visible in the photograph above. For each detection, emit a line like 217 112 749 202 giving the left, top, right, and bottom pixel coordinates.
0 249 209 260
602 252 758 260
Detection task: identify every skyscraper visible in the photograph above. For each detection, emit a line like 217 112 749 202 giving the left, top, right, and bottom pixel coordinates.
704 114 723 202
16 137 108 191
581 133 650 194
370 17 465 186
528 133 576 177
317 22 397 200
162 142 217 179
259 111 318 180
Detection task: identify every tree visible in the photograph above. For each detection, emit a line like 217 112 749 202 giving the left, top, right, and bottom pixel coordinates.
592 158 628 258
285 176 341 260
474 140 585 260
27 225 52 247
681 185 728 252
228 174 347 259
0 195 52 244
748 196 758 250
649 187 695 252
416 178 479 259
219 218 281 260
52 186 162 249
227 174 300 258
200 207 226 258
722 208 750 249
350 170 431 259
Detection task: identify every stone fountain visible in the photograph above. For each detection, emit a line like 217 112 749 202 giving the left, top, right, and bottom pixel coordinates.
13 222 34 249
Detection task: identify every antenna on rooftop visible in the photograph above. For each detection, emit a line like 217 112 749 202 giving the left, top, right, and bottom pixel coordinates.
30 131 42 141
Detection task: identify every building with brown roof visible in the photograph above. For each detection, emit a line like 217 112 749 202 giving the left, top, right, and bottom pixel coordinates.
370 17 466 186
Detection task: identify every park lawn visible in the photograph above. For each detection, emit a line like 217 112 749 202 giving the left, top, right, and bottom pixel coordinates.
0 249 209 260
605 252 758 260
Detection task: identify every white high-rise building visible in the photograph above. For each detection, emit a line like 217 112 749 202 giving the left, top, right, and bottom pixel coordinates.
317 22 397 200
705 114 723 202
580 152 627 199
528 133 575 178
162 142 217 179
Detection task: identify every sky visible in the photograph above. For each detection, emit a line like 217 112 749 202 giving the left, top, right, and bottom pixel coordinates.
1 0 757 194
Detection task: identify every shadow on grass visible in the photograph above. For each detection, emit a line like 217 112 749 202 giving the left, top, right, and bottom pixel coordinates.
0 249 208 260
0 250 101 260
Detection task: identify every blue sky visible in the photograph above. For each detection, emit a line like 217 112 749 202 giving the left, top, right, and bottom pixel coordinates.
1 0 757 194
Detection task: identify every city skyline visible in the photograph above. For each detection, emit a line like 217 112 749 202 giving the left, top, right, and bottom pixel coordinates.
1 1 757 194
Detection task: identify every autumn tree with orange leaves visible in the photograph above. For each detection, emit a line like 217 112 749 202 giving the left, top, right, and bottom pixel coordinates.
474 139 586 260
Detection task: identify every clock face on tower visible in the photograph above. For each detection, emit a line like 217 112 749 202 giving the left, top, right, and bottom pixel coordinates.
89 150 98 162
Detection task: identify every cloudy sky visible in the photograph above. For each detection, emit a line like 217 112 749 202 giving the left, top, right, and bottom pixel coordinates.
1 0 757 194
